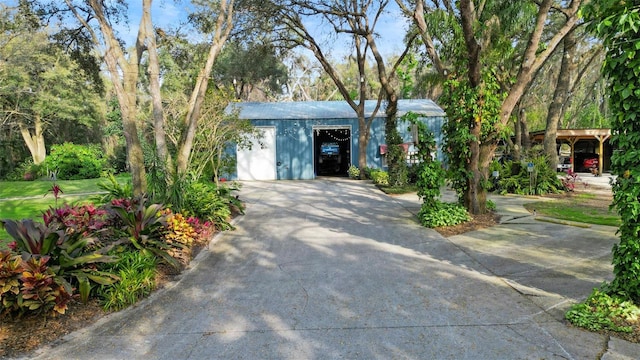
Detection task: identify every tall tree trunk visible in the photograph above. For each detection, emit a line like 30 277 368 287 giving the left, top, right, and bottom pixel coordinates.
520 109 532 150
465 115 483 213
513 113 522 159
498 0 580 129
544 30 576 170
176 0 235 174
19 114 46 165
142 0 171 172
68 0 148 195
367 28 415 185
120 62 147 196
459 0 484 214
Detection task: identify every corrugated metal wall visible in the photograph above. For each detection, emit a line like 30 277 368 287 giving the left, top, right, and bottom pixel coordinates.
227 115 444 180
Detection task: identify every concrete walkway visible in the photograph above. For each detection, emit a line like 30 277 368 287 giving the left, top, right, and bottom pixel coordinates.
27 179 638 359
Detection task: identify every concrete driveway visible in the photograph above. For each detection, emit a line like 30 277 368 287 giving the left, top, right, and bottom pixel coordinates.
29 179 639 359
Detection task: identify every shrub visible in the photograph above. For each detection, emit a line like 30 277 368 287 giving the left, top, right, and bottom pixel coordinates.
18 255 72 316
495 155 563 195
0 252 73 316
99 250 157 311
183 182 240 231
107 197 180 269
418 201 471 228
361 166 372 180
566 288 639 333
369 168 389 185
1 214 118 304
486 199 497 211
348 165 361 179
415 161 445 208
162 210 196 249
93 174 133 205
44 143 105 180
5 159 44 181
186 217 214 245
0 251 22 315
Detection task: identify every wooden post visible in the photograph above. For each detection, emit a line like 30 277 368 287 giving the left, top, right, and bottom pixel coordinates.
568 137 578 172
595 134 610 175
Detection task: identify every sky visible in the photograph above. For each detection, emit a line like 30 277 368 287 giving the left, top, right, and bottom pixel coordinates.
7 0 410 69
25 0 407 59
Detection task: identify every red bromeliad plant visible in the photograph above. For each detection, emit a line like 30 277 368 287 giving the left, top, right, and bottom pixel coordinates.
108 196 180 269
46 183 64 207
19 255 72 315
0 216 118 306
43 204 108 238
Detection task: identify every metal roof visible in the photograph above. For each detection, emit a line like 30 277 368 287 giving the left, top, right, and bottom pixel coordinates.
227 99 445 120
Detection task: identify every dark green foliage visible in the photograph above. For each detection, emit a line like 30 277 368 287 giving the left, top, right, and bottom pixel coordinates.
584 1 640 301
44 143 105 180
93 174 133 205
418 201 471 228
403 112 445 208
183 182 240 231
5 159 43 181
385 125 409 187
494 155 563 195
98 250 157 311
108 197 180 270
440 74 505 209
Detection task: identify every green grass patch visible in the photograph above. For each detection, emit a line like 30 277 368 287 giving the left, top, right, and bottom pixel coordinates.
0 174 131 248
0 174 130 199
0 196 91 248
376 184 419 195
523 198 620 227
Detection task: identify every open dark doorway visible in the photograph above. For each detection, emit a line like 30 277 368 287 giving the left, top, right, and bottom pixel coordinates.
314 127 351 176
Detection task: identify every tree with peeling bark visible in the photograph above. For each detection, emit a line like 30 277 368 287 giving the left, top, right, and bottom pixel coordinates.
45 0 237 196
398 0 585 214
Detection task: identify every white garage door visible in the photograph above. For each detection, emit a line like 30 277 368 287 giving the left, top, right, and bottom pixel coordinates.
237 127 277 180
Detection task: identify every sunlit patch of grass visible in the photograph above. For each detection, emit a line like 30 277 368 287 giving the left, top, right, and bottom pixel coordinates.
523 198 620 227
0 174 130 199
0 196 92 248
0 175 131 248
376 184 418 194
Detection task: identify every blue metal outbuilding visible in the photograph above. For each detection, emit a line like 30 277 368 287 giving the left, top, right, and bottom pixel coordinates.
227 99 445 180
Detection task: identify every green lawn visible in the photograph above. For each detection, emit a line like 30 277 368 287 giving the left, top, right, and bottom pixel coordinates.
0 174 131 247
523 196 620 227
0 177 126 199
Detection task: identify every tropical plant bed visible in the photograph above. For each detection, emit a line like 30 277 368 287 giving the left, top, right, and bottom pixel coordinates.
0 239 210 358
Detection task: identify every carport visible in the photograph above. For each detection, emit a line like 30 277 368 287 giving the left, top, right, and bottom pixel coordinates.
531 129 612 174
